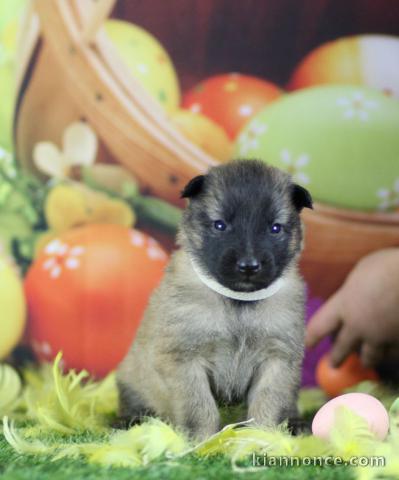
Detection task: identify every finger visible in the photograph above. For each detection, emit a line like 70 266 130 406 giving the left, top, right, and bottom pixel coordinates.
329 327 360 367
360 342 384 369
305 292 342 348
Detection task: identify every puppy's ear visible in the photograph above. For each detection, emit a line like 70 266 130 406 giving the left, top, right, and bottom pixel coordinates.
181 175 205 199
291 184 313 211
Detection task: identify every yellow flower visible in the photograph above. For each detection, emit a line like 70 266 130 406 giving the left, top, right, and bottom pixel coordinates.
35 184 135 257
45 185 88 232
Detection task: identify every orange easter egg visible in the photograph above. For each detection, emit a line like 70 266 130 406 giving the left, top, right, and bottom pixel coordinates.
289 35 399 98
171 109 232 161
316 353 379 398
25 224 168 377
183 73 282 139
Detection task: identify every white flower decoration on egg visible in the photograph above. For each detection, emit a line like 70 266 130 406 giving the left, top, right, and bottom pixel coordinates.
43 239 85 279
238 104 254 117
147 238 167 261
336 91 379 122
237 120 268 155
189 103 202 114
376 178 399 211
33 121 98 179
280 149 311 185
130 230 167 261
130 230 146 247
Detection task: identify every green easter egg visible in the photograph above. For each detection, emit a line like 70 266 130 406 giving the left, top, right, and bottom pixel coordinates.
234 86 399 211
105 20 180 112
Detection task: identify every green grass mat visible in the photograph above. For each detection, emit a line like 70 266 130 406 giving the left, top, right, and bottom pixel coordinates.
0 431 354 480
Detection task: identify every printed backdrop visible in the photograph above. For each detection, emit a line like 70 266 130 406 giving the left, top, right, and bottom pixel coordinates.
0 0 398 386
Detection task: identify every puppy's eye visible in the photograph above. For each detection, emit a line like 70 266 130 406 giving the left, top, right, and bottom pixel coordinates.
214 220 227 231
270 223 282 234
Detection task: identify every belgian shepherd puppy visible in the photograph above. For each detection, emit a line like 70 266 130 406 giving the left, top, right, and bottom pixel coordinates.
117 160 313 439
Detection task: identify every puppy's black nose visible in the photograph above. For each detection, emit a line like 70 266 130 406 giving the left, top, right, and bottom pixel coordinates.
236 258 261 275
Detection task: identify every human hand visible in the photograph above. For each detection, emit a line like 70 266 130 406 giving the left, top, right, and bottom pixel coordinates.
305 249 399 368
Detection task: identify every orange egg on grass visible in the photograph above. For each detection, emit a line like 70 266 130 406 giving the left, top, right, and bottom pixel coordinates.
316 353 379 398
25 224 168 377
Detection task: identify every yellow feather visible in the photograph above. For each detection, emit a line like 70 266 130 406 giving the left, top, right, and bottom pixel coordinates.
0 364 22 415
2 416 49 454
329 406 378 459
3 355 399 478
21 352 117 433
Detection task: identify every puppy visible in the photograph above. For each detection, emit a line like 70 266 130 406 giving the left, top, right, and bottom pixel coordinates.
117 160 313 439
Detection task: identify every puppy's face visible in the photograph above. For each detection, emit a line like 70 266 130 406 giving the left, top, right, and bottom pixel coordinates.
179 160 312 292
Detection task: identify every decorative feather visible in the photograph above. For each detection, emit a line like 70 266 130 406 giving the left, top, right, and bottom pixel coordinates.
388 396 399 442
3 354 399 478
22 352 117 433
0 363 22 415
329 406 377 459
2 416 49 455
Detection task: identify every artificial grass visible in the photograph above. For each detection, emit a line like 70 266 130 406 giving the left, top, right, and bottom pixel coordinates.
0 430 354 480
2 358 396 480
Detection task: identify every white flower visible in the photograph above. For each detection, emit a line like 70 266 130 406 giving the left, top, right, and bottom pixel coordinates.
44 239 68 256
237 120 268 155
33 121 98 179
43 240 85 279
238 104 253 117
189 103 202 114
336 92 379 122
130 230 145 247
147 238 167 261
280 149 310 185
377 179 399 211
130 231 167 261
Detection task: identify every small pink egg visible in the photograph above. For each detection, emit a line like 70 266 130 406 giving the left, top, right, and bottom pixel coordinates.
312 393 389 441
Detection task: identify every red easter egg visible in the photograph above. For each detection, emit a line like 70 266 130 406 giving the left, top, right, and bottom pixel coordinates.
316 353 379 398
25 224 168 377
182 73 282 139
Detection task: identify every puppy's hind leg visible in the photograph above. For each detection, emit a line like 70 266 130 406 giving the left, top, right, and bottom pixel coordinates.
115 380 154 429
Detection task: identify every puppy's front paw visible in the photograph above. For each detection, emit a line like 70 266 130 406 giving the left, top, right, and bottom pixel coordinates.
183 412 220 441
248 402 299 431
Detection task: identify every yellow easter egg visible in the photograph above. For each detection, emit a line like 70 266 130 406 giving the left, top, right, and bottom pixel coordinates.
171 110 232 161
0 257 26 359
105 19 180 112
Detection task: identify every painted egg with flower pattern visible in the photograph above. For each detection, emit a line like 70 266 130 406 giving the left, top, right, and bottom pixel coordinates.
183 73 282 139
289 35 399 99
25 224 168 377
234 85 399 211
105 20 180 112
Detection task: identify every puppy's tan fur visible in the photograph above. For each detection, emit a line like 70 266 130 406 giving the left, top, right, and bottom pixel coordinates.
117 161 308 439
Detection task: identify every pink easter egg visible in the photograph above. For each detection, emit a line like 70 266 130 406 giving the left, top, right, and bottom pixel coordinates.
312 393 389 441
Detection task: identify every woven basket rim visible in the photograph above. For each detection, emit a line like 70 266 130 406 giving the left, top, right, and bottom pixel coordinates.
315 202 399 226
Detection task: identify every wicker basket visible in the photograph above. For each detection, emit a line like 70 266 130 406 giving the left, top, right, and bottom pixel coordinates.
15 0 399 299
